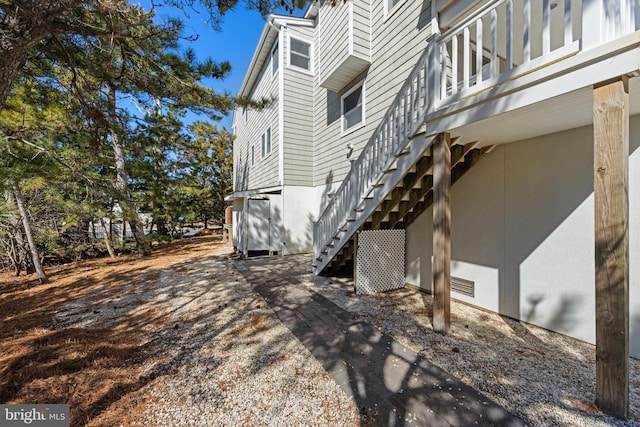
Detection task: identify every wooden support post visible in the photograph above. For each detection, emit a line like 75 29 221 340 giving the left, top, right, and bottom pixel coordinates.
432 132 451 334
594 76 629 419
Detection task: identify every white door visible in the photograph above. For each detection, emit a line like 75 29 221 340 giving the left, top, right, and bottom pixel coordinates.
246 198 271 254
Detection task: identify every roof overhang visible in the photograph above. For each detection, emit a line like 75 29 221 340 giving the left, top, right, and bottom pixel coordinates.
304 2 319 19
237 14 315 99
225 186 283 201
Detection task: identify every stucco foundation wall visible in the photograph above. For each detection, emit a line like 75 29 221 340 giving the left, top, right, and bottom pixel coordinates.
406 117 640 357
281 186 316 254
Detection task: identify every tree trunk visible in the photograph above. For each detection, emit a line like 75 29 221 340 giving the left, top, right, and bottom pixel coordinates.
4 188 30 276
11 181 48 284
99 217 116 258
106 83 150 256
121 220 126 250
0 48 29 112
0 1 57 112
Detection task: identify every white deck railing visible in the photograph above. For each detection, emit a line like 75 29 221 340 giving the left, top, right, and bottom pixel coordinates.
435 0 581 106
313 0 639 270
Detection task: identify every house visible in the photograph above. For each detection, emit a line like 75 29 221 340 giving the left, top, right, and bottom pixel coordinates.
228 0 640 417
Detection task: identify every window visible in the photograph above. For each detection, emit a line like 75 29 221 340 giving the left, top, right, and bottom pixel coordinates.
251 145 255 166
342 81 365 132
289 37 311 71
385 0 403 17
261 128 272 158
271 41 279 76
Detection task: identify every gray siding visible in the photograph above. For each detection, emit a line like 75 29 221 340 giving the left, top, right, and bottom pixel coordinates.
317 1 350 85
313 1 433 187
233 45 280 191
283 25 315 186
352 0 371 59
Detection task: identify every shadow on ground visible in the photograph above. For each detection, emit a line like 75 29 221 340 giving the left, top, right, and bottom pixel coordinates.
235 255 524 427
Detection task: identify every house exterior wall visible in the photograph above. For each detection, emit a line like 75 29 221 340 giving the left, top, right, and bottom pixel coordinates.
232 53 280 192
317 1 350 86
405 116 640 358
231 18 317 256
351 0 371 59
281 185 318 254
312 0 433 201
282 25 315 187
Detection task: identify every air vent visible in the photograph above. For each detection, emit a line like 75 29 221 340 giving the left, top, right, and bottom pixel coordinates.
451 276 475 297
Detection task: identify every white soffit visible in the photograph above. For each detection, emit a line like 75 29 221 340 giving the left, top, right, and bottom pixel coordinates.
452 77 640 146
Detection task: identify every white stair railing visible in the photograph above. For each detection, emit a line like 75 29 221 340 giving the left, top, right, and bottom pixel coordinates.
313 43 433 266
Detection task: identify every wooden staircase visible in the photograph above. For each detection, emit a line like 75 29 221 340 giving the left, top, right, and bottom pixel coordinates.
312 42 494 275
321 141 494 273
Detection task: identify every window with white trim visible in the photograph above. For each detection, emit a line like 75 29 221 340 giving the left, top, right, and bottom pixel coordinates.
385 0 403 17
271 41 279 76
342 81 365 132
289 37 311 71
261 127 271 158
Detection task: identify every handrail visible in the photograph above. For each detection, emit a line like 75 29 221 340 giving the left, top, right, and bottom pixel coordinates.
439 0 504 41
314 42 432 262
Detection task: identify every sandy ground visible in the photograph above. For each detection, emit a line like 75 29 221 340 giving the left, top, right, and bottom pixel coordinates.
1 234 638 426
0 235 359 426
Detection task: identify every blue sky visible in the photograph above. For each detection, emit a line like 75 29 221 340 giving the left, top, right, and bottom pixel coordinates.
152 3 304 131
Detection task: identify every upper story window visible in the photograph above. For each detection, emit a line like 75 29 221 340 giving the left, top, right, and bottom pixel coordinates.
342 80 365 133
385 0 403 18
261 127 272 158
289 37 311 72
271 41 279 76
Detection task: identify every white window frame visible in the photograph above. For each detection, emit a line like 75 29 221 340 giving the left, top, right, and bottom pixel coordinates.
271 41 279 77
261 127 272 158
384 0 405 19
288 35 313 74
341 79 366 135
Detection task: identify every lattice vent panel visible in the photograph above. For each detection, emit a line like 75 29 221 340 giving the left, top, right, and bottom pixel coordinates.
356 230 405 295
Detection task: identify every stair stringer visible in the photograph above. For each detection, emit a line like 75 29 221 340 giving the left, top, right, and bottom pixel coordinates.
313 133 436 275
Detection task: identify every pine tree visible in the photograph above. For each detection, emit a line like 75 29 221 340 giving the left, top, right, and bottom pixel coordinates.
0 0 310 112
